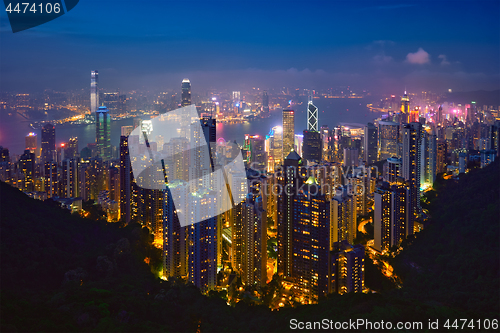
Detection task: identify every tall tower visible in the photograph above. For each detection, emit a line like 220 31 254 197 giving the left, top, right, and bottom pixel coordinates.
41 123 55 165
364 123 378 164
402 122 422 229
25 132 37 154
262 91 269 114
292 178 331 303
302 130 322 162
181 79 191 107
283 109 295 156
91 70 99 113
95 106 111 160
307 97 318 132
277 150 303 277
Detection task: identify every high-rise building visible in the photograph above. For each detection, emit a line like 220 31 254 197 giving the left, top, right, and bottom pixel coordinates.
307 99 318 132
283 109 295 157
25 132 37 154
277 150 303 277
421 127 437 186
343 147 359 167
402 122 422 229
400 91 410 114
41 123 56 164
19 149 35 192
262 91 269 114
302 130 322 163
292 177 331 303
44 160 58 198
383 157 402 183
364 123 378 164
181 79 191 107
241 186 267 287
95 106 111 160
187 189 218 293
248 135 267 171
374 182 410 252
330 186 357 245
378 120 399 160
61 158 79 198
91 70 99 114
64 137 78 160
119 135 133 223
330 241 365 294
320 125 330 162
103 92 119 115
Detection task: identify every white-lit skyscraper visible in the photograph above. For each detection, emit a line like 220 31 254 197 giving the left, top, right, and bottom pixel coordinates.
91 70 99 113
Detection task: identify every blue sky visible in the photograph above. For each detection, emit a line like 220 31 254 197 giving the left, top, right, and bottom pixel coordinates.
1 0 499 93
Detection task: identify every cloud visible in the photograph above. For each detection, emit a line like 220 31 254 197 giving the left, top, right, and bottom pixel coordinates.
406 48 430 64
373 55 393 64
438 54 451 66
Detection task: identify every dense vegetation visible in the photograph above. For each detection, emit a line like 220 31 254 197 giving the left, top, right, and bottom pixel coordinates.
1 159 498 332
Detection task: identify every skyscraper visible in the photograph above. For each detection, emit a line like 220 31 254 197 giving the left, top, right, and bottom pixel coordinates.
19 149 35 192
41 123 55 165
302 130 322 163
364 123 378 164
262 91 269 114
400 91 410 114
120 135 133 224
25 132 37 154
320 125 330 162
378 120 399 160
402 122 422 229
241 185 267 287
91 70 99 113
96 106 111 160
283 109 295 157
292 177 331 303
181 79 191 107
374 182 410 252
277 150 303 277
307 99 318 132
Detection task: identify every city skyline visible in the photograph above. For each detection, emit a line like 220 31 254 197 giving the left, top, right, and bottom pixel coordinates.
0 1 499 331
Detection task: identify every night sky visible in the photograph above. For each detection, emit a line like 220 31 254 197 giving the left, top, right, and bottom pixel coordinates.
1 0 499 93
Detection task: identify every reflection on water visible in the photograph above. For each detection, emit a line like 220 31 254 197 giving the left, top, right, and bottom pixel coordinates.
0 97 378 156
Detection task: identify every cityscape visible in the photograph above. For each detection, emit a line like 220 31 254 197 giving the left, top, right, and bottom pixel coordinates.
1 1 499 332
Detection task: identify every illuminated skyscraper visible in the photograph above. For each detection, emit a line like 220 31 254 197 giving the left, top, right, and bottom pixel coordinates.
181 79 191 107
330 241 365 294
307 99 318 132
374 182 410 252
363 123 378 164
402 122 422 229
188 189 218 293
25 133 37 154
378 120 399 160
19 149 35 192
64 137 78 159
262 91 269 114
277 150 303 277
61 158 79 198
241 183 267 287
292 177 331 303
320 125 330 161
330 186 357 245
283 109 295 156
95 106 111 160
119 135 133 223
302 130 322 163
41 123 56 164
400 91 410 114
91 70 99 113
